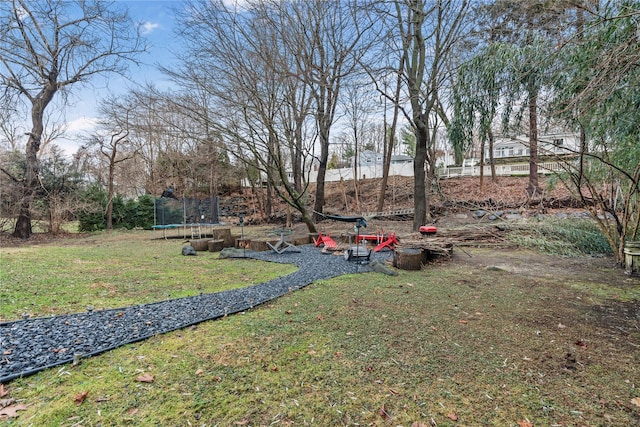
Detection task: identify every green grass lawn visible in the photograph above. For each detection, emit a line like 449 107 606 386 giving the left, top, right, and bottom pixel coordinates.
0 230 295 321
1 230 639 426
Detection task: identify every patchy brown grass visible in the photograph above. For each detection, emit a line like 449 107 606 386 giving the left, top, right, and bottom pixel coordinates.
1 233 639 426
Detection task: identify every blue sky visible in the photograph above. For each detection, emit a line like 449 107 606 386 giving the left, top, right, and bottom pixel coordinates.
62 0 184 153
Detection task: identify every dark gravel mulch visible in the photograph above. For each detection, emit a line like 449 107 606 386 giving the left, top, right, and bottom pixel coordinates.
0 245 393 383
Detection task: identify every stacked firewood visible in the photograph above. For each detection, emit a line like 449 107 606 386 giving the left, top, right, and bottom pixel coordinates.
398 224 509 251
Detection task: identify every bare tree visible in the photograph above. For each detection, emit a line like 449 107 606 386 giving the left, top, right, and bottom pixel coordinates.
0 0 146 238
342 82 377 212
86 98 140 230
165 0 371 231
391 0 470 230
375 61 404 213
277 1 374 222
0 101 25 152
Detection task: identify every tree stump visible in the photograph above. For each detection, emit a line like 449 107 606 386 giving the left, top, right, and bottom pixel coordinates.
294 235 311 246
235 238 251 249
211 228 233 247
393 248 423 271
208 239 225 252
250 239 277 252
190 238 210 252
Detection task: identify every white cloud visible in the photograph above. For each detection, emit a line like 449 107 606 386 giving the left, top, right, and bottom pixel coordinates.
66 116 99 133
140 21 160 35
222 0 250 10
52 116 99 156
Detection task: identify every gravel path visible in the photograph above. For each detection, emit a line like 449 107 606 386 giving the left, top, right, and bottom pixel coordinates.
0 245 393 383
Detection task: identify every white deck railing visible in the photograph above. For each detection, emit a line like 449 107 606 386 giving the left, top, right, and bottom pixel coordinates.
436 161 565 179
244 161 565 187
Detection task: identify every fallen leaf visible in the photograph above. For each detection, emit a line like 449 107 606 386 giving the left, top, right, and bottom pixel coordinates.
459 319 468 325
447 412 458 421
195 369 204 376
631 397 640 407
0 384 7 398
233 420 248 425
2 350 10 355
285 310 293 315
575 340 588 349
411 422 428 427
378 403 390 420
74 391 89 406
388 388 399 395
135 373 154 383
517 420 533 427
0 398 16 408
0 403 28 418
127 407 139 415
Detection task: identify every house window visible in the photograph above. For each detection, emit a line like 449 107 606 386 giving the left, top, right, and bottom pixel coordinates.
508 147 514 156
553 138 564 146
517 148 523 156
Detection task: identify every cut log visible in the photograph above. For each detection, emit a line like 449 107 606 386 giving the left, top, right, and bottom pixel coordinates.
250 239 278 252
211 228 233 247
393 248 423 271
208 239 225 252
235 238 251 249
294 235 312 246
190 239 210 252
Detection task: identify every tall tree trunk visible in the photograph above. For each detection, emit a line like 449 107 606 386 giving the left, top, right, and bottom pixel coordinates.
313 124 330 222
106 161 115 230
479 138 485 191
13 95 53 238
294 125 303 194
527 86 541 196
525 10 541 197
13 138 37 239
377 61 404 213
425 125 438 223
265 182 273 219
353 138 360 213
413 118 428 231
488 128 496 182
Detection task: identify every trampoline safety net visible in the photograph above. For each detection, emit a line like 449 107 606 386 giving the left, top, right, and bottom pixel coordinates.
154 196 220 226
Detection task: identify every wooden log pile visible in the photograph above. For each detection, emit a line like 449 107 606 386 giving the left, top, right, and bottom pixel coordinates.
399 224 508 250
392 225 509 270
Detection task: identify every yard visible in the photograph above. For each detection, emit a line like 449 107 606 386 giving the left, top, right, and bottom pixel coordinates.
1 227 639 426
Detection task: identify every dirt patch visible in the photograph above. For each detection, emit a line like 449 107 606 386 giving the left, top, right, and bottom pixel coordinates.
0 231 90 248
452 247 640 358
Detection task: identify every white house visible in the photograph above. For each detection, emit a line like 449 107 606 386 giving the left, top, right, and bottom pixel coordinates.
356 151 414 165
356 150 383 166
484 132 580 160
